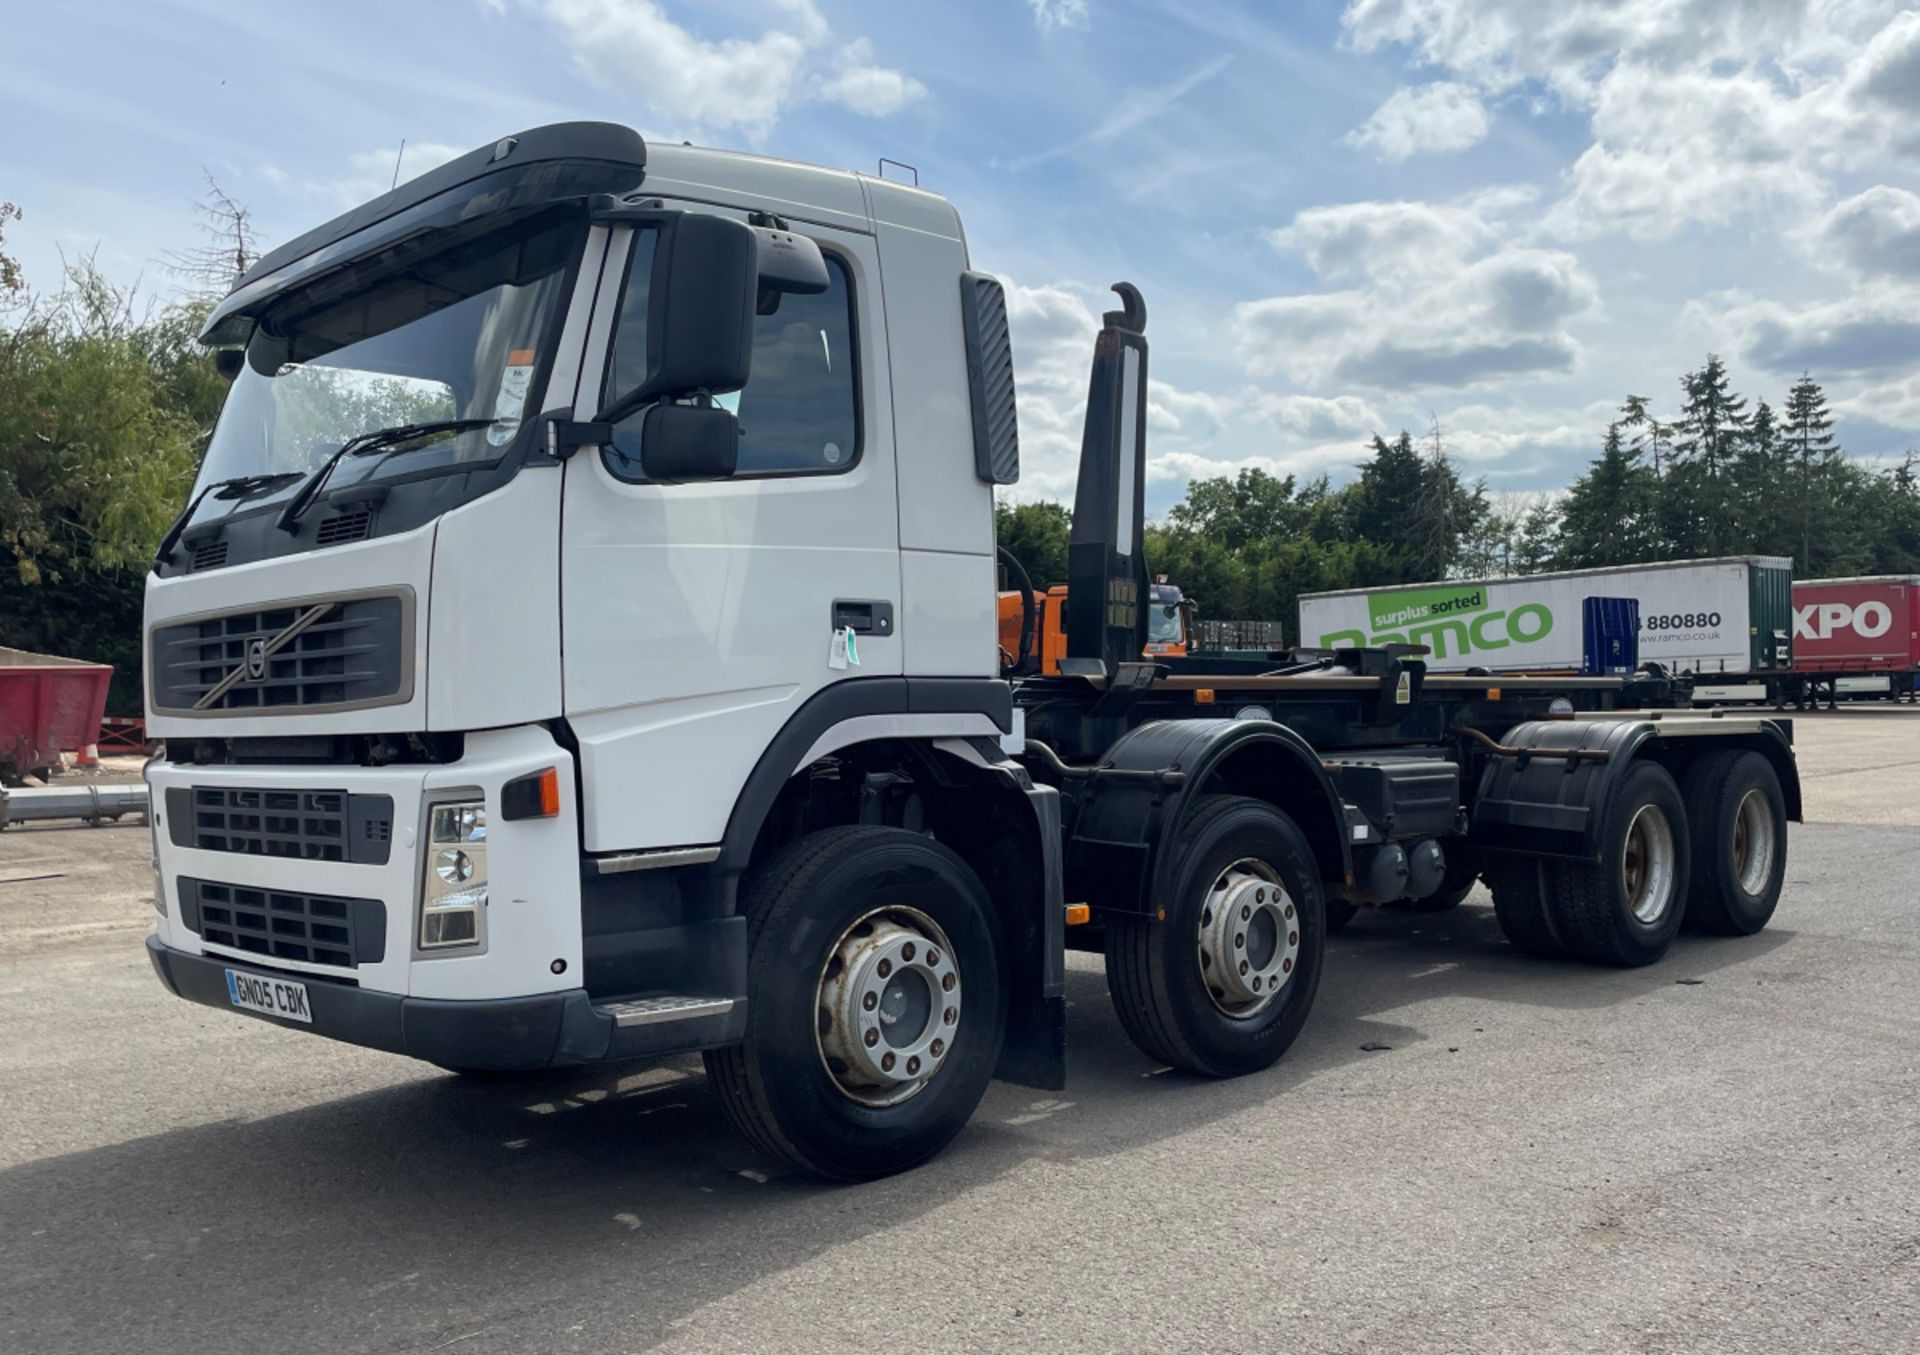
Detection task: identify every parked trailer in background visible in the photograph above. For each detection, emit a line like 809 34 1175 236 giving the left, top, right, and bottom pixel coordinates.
1782 576 1920 706
1297 557 1794 679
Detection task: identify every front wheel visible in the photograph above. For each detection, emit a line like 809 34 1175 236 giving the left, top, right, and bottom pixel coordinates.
704 826 1005 1181
1104 795 1326 1077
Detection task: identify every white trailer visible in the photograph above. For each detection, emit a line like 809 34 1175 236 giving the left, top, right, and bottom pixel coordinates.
1298 556 1794 676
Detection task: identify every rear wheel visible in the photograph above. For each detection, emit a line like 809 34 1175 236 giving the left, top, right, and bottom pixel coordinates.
1104 795 1326 1076
1548 760 1690 967
1488 854 1564 958
1682 751 1787 936
704 826 1005 1181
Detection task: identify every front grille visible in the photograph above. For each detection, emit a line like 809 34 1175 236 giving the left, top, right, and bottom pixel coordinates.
316 508 373 546
190 540 228 571
165 786 394 864
150 592 410 714
179 877 385 968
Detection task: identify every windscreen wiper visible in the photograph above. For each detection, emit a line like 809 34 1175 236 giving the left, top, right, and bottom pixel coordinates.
154 472 304 564
275 418 500 533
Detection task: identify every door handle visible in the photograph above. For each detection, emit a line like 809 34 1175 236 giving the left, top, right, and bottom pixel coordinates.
832 599 894 636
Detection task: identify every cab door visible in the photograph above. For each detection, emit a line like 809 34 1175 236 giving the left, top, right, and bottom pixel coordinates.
559 217 899 854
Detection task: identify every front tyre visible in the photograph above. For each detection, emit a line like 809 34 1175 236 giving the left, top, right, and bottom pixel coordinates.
704 826 1005 1181
1104 795 1326 1077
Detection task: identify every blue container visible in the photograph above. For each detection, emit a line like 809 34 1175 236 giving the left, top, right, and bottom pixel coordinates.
1582 596 1639 676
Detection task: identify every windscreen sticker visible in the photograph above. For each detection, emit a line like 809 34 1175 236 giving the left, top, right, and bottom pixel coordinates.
490 348 537 445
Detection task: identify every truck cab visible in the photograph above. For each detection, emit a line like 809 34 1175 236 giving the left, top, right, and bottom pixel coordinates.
146 122 1802 1182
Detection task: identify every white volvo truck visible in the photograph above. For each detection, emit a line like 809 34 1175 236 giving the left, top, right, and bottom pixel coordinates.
145 123 1802 1179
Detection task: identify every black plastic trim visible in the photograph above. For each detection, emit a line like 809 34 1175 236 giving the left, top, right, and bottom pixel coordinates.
717 676 1015 870
146 935 748 1069
960 270 1020 485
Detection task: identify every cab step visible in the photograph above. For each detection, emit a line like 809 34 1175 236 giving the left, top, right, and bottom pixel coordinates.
594 995 736 1027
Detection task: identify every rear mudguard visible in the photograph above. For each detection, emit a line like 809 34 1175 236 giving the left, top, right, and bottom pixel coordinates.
1060 718 1352 916
1471 715 1801 863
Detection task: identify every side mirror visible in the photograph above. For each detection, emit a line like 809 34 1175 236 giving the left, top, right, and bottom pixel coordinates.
600 212 757 425
638 402 739 483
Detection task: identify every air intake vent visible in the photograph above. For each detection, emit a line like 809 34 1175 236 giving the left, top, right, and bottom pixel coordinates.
149 592 411 715
316 508 373 546
178 877 385 968
190 540 229 571
165 785 394 864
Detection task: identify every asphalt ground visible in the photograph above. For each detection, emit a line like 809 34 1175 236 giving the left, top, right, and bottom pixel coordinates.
2 709 1916 1353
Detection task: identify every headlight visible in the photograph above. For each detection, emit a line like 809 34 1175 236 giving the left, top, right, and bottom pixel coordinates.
419 799 487 950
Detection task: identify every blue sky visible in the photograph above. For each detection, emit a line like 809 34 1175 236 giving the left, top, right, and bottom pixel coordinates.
7 0 1920 513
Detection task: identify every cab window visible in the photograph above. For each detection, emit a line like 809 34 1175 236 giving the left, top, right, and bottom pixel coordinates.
603 231 860 481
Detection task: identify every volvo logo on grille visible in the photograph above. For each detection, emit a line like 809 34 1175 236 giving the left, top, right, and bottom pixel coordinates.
191 601 335 711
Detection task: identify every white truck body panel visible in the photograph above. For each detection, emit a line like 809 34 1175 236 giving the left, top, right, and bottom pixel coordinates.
1299 557 1789 676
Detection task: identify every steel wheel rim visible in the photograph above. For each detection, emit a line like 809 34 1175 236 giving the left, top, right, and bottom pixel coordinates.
1622 803 1677 925
1195 857 1299 1019
1731 788 1776 896
815 905 960 1108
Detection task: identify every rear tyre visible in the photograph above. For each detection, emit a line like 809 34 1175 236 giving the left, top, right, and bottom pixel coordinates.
704 826 1005 1181
1104 795 1326 1077
1681 751 1787 936
1488 854 1564 958
1548 760 1690 967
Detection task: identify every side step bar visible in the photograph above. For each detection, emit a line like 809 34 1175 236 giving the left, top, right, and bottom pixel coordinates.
594 995 736 1028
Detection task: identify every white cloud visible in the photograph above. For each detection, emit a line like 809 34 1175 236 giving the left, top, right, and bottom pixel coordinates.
1804 185 1920 280
1238 195 1599 390
1705 287 1920 377
1343 1 1920 241
1835 371 1920 430
326 142 466 208
1347 81 1489 161
540 0 919 136
1009 54 1232 169
1029 0 1089 35
817 39 927 117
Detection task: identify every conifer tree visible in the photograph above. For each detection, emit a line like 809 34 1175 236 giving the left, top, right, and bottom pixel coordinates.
1783 373 1838 570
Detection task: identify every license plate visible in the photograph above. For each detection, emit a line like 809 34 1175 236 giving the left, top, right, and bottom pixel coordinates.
225 968 313 1024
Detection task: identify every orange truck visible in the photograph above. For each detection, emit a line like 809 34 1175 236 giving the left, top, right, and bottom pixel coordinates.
999 575 1191 674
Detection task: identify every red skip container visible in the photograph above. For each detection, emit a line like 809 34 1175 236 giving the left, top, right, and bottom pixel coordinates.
0 647 115 783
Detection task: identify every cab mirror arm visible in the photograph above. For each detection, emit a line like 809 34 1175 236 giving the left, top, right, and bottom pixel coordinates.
545 415 616 460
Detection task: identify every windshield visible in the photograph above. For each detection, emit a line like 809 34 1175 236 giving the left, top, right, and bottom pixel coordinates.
1148 603 1184 644
194 210 580 502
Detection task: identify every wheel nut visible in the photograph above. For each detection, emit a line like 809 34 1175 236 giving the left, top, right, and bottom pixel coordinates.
1238 960 1249 975
927 948 941 966
906 1056 920 1075
863 991 878 1010
1255 889 1266 903
1241 904 1252 921
881 1052 895 1072
944 1008 957 1025
864 1028 879 1047
942 973 956 992
877 958 892 978
902 942 916 961
1235 932 1245 948
1282 957 1293 973
931 1038 945 1056
1285 904 1295 919
1251 976 1262 991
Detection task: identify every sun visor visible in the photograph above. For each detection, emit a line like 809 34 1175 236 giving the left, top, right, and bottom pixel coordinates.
199 122 647 346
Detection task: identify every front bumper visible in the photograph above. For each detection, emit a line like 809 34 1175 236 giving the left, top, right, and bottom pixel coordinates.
146 934 748 1068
